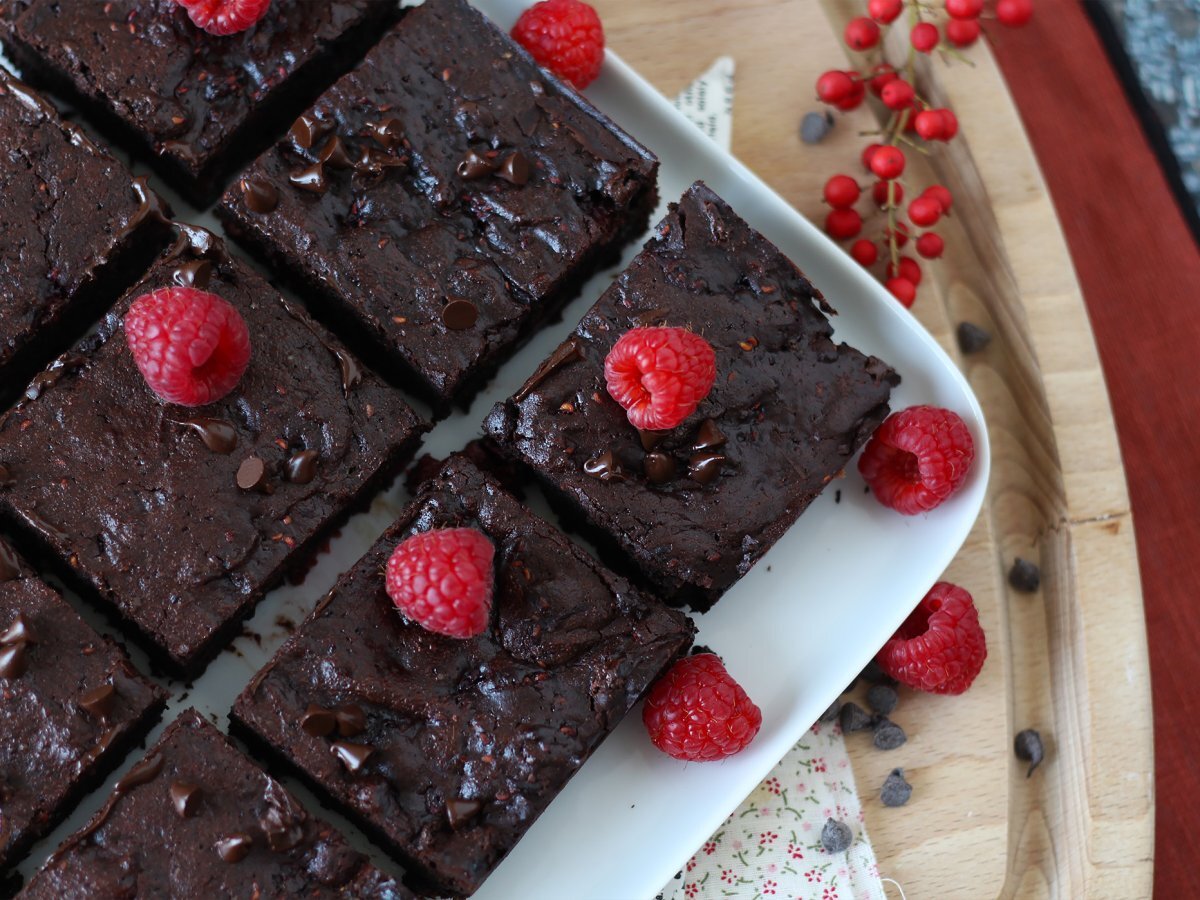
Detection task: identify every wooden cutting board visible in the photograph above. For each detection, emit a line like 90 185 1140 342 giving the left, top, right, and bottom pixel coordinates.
596 1 1155 897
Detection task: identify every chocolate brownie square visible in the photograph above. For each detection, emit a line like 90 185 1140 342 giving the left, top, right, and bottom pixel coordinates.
219 0 658 411
20 709 411 898
0 70 169 405
485 181 900 609
231 457 694 896
1 0 400 206
0 225 426 676
0 536 165 875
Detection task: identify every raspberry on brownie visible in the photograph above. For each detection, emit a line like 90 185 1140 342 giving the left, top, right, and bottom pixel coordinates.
0 225 426 676
486 181 900 609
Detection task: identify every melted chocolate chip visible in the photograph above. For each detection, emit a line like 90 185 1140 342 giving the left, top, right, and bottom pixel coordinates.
183 418 237 454
170 781 201 818
301 704 337 737
457 149 496 180
236 457 269 492
0 642 27 679
584 451 625 482
259 787 306 851
637 429 667 452
513 337 582 402
25 353 85 401
333 348 363 393
216 832 253 863
286 449 319 484
115 753 164 792
644 452 676 484
332 740 374 772
334 704 367 737
289 162 327 194
171 259 214 288
318 135 353 169
0 612 29 643
79 683 116 719
288 113 329 150
240 177 278 214
368 117 404 149
497 151 532 186
442 298 478 331
356 147 406 175
692 419 727 452
688 452 725 484
446 798 482 829
0 543 20 581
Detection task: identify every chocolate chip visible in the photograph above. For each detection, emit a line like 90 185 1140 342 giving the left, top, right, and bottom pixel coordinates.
240 177 278 214
873 717 906 750
289 162 327 193
318 135 353 169
512 337 583 402
633 307 669 326
584 450 625 482
1014 728 1044 776
334 704 367 737
332 740 374 772
0 642 27 679
839 702 872 733
859 658 895 685
301 704 337 737
1 613 31 644
183 418 237 454
216 832 253 863
688 452 725 485
446 798 482 829
692 419 727 452
457 149 496 180
172 259 214 288
169 781 201 818
356 147 406 175
79 683 116 719
880 768 912 807
368 117 404 149
497 151 532 186
644 452 676 484
637 429 668 452
259 785 307 851
286 449 319 484
820 817 853 853
819 700 841 723
1008 557 1041 593
288 113 328 150
116 753 164 792
442 298 478 331
800 110 834 144
866 684 898 716
333 348 363 393
236 456 268 492
956 322 992 354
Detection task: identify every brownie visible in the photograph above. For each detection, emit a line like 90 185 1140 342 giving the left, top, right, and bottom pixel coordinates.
218 0 659 411
485 182 900 609
20 709 411 898
0 536 165 875
0 69 170 406
0 224 426 676
231 457 694 896
0 0 400 207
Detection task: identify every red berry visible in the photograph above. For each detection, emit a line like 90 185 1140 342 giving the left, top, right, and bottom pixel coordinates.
825 208 863 240
124 287 251 407
823 174 861 209
816 70 855 104
916 232 945 258
858 405 976 514
172 0 269 35
385 528 495 639
911 22 940 53
886 221 911 247
867 0 904 23
867 63 900 96
604 327 717 430
880 79 915 111
922 185 953 215
642 653 762 761
861 143 884 172
938 108 959 140
844 16 881 50
872 179 903 207
869 145 906 180
885 276 917 307
908 196 942 227
945 17 981 46
996 0 1033 27
887 256 923 285
834 78 867 111
914 109 946 141
850 238 879 266
945 0 984 18
511 0 605 89
876 582 987 695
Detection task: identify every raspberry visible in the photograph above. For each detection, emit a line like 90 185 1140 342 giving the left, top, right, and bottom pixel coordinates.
511 0 605 89
876 582 987 694
173 0 270 35
858 405 975 514
385 528 495 639
124 287 251 407
604 327 717 431
642 653 762 761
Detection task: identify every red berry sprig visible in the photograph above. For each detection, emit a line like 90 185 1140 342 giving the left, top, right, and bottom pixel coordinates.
812 0 1032 307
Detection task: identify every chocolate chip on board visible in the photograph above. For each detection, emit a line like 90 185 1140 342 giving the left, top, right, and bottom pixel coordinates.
800 110 834 144
881 768 913 807
820 817 853 854
956 321 992 354
1009 557 1041 593
1014 728 1045 777
866 684 898 716
859 658 896 685
873 717 907 750
840 701 872 734
819 700 842 723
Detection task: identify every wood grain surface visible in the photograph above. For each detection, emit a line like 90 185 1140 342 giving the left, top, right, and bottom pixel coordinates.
594 1 1155 896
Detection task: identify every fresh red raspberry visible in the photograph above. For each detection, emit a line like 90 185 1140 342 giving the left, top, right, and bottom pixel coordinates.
877 582 987 694
124 287 251 407
858 405 975 514
385 528 495 639
604 327 717 431
173 0 270 35
511 0 605 89
643 653 763 761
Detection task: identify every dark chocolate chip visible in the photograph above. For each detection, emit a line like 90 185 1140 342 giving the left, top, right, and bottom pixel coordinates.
859 658 895 686
172 259 214 288
512 337 582 402
169 781 201 818
318 135 353 169
286 449 319 484
839 702 872 733
800 110 834 144
584 450 625 482
956 321 992 354
689 452 725 485
333 348 363 393
446 798 482 829
442 298 478 331
1014 728 1044 777
0 543 20 581
335 704 367 737
866 684 898 716
183 418 237 454
79 683 116 719
1009 557 1041 593
873 718 906 750
880 768 912 807
332 740 374 772
497 151 532 186
0 642 27 679
288 113 328 150
301 704 337 738
240 177 278 214
259 786 306 851
457 149 496 180
1 612 30 644
236 457 268 492
644 452 676 484
289 162 327 193
820 817 853 853
356 147 406 175
216 832 253 863
637 429 668 452
368 117 404 149
819 700 841 723
116 753 164 792
692 419 727 452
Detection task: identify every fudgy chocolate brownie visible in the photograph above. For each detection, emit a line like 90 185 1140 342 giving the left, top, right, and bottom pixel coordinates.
486 181 900 609
20 709 411 898
231 457 694 896
219 0 658 411
0 536 165 875
0 0 400 207
0 224 426 676
0 69 169 405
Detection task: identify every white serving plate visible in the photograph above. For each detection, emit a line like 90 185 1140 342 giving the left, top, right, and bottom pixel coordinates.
4 3 988 896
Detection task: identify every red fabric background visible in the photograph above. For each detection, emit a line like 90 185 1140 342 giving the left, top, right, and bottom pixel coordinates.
988 4 1199 895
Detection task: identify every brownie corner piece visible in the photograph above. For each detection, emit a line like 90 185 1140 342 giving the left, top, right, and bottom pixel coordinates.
20 708 411 898
231 454 693 895
0 224 426 676
485 180 900 609
0 536 165 873
218 0 658 411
